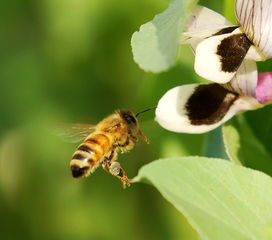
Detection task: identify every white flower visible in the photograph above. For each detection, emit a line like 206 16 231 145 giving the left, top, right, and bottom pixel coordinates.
182 1 272 84
158 63 262 133
156 65 272 134
155 1 272 134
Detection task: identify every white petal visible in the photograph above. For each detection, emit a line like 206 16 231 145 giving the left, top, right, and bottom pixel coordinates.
194 28 251 83
185 5 232 35
181 5 233 47
245 45 264 61
156 84 260 134
181 27 238 50
236 0 272 59
223 60 257 97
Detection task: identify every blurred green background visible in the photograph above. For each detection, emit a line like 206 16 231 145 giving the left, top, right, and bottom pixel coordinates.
1 0 271 239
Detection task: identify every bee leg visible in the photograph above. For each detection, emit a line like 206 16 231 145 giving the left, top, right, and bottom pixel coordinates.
117 136 130 147
138 130 149 144
102 150 131 188
109 162 131 189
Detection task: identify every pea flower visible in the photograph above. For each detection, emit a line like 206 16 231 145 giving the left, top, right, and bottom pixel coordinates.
185 0 272 83
156 68 272 133
155 1 272 134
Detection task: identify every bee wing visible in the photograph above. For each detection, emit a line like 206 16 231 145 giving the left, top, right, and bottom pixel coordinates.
51 123 96 143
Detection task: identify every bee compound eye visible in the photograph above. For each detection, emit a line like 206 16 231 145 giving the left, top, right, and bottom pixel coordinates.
124 114 136 124
71 165 89 178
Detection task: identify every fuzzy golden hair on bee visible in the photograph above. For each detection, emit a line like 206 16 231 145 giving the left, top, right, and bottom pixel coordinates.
56 107 155 188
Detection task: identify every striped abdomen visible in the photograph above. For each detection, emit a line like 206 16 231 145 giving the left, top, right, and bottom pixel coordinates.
70 133 112 178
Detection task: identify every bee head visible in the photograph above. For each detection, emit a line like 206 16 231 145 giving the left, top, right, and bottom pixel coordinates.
118 109 150 144
119 110 138 125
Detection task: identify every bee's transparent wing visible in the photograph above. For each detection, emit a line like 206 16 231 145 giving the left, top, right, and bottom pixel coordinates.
51 123 96 143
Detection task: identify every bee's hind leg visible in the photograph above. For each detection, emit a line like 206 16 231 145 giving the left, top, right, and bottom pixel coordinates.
109 162 131 188
102 149 131 189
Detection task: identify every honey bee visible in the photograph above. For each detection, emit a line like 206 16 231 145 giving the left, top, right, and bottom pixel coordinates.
56 108 154 188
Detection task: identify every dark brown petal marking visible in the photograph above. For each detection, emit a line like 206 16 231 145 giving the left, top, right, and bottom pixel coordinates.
213 26 239 36
186 84 239 125
73 153 87 160
217 33 252 72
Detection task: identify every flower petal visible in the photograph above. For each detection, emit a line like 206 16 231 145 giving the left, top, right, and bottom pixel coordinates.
181 5 233 47
156 84 260 133
194 28 252 83
223 60 257 97
236 0 272 59
182 26 239 51
186 5 232 32
256 72 272 104
244 45 264 61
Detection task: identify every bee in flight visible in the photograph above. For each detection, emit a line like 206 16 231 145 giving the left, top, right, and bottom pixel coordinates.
56 108 155 188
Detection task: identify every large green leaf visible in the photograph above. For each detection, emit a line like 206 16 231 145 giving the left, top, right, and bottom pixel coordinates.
134 157 272 240
222 116 272 176
131 0 198 72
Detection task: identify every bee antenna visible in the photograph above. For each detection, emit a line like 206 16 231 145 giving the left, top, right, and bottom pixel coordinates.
136 106 157 117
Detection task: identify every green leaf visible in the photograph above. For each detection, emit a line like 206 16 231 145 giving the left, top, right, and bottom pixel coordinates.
131 0 198 72
222 116 272 176
134 157 272 240
203 127 228 159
